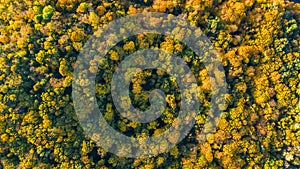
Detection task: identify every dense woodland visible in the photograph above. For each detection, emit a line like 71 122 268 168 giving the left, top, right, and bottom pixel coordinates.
0 0 300 168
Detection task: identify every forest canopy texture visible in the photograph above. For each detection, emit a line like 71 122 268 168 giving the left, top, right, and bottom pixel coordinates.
0 0 300 168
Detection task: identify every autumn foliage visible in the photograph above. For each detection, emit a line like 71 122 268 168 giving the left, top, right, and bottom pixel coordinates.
0 0 300 168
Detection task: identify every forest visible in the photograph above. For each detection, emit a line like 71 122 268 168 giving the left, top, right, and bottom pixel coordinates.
0 0 300 168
